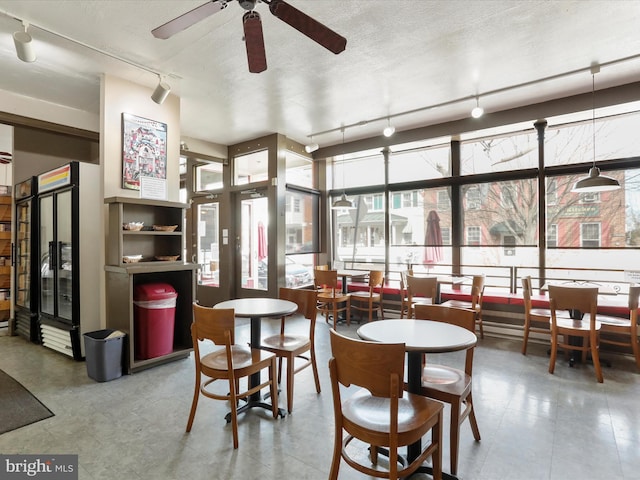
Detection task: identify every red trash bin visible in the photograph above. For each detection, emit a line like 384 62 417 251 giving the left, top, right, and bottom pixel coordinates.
133 283 177 359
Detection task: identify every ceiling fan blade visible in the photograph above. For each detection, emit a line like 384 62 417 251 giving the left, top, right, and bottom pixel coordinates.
152 1 227 39
268 0 346 54
243 11 267 73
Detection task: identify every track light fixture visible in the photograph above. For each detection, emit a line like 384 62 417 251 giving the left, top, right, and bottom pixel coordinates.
13 21 36 63
383 118 395 137
572 64 621 193
151 76 171 104
471 96 484 118
305 137 319 153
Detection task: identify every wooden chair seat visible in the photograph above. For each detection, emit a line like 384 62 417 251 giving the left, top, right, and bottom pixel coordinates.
200 345 275 374
555 316 601 332
422 365 470 395
341 388 443 448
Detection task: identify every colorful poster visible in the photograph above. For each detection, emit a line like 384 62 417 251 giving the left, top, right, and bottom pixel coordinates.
121 113 167 191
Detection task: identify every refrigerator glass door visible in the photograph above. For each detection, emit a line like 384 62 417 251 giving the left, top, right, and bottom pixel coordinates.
16 199 31 309
40 195 54 317
57 190 73 321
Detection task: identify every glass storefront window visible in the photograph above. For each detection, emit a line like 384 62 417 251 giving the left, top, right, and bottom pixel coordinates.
286 151 313 188
234 149 269 185
461 130 538 175
388 144 451 183
333 153 384 189
195 161 224 191
285 189 319 254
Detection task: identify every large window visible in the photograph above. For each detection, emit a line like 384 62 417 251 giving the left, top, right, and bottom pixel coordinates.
581 223 601 248
388 144 451 182
285 188 319 254
460 131 538 175
234 149 269 185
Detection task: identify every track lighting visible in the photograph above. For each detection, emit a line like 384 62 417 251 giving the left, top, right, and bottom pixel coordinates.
151 76 171 104
471 97 484 118
305 138 319 153
13 21 36 63
383 119 395 137
572 64 621 193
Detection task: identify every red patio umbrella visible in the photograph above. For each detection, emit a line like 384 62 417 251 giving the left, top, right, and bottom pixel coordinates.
257 221 267 261
424 210 443 264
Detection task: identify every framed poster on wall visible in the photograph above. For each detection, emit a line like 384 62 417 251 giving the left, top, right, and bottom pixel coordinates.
122 113 167 191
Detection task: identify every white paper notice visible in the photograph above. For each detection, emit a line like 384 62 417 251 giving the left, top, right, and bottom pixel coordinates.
141 176 167 200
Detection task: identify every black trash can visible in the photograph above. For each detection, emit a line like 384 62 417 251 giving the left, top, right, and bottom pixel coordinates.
83 329 126 382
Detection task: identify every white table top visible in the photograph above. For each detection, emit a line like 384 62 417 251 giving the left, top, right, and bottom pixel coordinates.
213 298 298 318
357 319 477 353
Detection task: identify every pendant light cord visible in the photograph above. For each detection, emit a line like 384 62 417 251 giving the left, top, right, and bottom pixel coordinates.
591 72 596 168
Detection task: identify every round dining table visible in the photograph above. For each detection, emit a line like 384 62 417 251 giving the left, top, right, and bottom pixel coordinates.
214 298 297 418
357 319 477 480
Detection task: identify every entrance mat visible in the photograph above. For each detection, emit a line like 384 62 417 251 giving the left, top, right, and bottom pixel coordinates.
0 369 54 435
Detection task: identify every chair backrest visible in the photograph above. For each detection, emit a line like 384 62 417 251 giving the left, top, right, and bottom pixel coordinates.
315 264 329 271
470 275 486 307
329 328 405 398
368 270 385 289
406 275 438 303
279 287 318 322
548 285 598 327
314 269 340 294
192 303 235 347
521 275 533 313
413 304 476 375
399 269 414 292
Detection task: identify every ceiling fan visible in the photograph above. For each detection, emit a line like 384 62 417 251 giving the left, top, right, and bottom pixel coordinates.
151 0 347 73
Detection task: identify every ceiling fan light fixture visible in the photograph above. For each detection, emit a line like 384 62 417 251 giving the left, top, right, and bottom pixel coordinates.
13 21 36 63
151 76 171 104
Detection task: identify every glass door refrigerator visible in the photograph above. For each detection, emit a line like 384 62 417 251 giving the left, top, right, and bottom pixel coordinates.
13 177 39 343
37 162 102 360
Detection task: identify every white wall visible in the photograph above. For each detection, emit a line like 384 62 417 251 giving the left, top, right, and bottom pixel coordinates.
101 74 181 201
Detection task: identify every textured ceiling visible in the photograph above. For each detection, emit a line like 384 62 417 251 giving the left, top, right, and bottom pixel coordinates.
1 1 640 149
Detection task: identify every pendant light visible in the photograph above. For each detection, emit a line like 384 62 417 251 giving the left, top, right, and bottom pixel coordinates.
332 128 355 210
572 64 620 193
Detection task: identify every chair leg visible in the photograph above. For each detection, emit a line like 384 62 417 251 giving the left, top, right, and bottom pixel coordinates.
466 394 481 441
286 354 295 413
432 409 443 480
590 333 604 383
329 426 342 480
185 372 201 432
449 400 461 476
310 348 321 394
476 313 484 339
549 333 558 374
269 358 280 418
277 357 284 385
522 321 530 355
229 377 240 449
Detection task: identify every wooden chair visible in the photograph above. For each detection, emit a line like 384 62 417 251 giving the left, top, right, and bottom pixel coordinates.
259 287 321 413
187 303 279 449
586 284 640 371
441 275 486 338
413 304 481 476
548 285 603 383
350 270 385 323
314 269 350 328
399 269 413 318
328 329 443 480
521 275 552 355
406 274 438 318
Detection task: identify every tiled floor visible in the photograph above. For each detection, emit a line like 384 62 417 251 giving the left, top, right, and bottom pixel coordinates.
1 314 639 480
